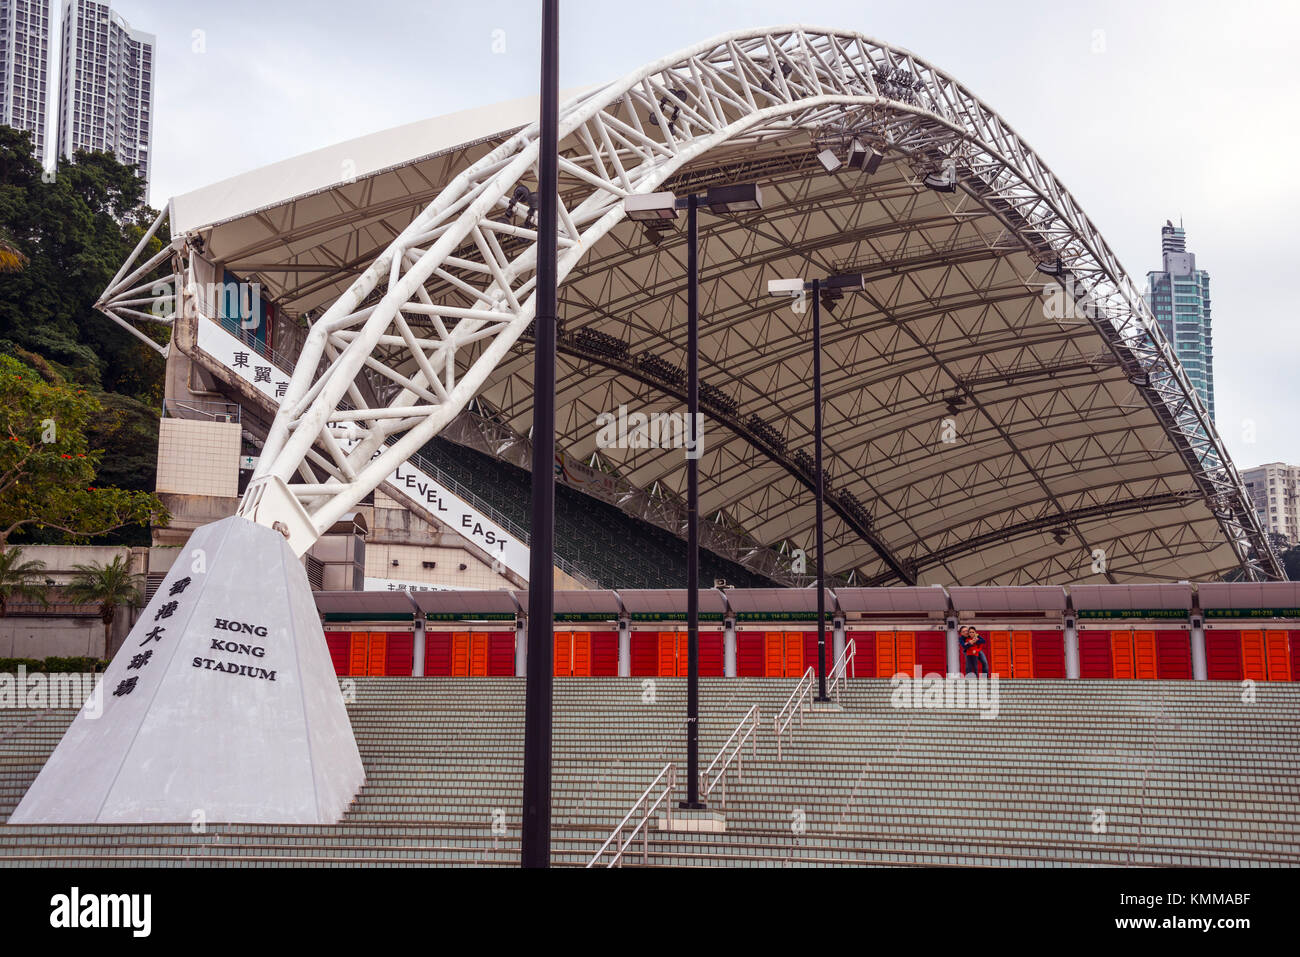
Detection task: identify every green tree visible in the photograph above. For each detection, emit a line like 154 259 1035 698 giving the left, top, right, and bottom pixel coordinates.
0 545 48 616
0 353 167 547
62 555 143 653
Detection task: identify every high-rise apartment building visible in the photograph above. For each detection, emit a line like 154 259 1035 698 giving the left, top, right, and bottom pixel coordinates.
0 0 53 163
1146 221 1215 421
56 0 153 192
1242 463 1300 547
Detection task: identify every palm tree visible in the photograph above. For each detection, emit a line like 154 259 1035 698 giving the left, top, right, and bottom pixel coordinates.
63 556 144 655
0 546 49 616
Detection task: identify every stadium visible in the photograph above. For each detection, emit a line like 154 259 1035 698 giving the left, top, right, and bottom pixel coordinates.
2 25 1297 869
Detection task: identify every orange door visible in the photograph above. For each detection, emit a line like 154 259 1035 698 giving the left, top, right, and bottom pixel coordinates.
1011 631 1033 679
572 632 592 677
989 631 1013 677
554 632 572 677
1133 631 1157 679
764 632 786 677
894 631 916 678
658 632 677 677
470 632 489 676
348 632 369 676
1241 630 1267 681
783 632 804 677
875 632 896 678
1111 631 1134 679
451 632 471 676
1265 631 1291 682
367 632 387 677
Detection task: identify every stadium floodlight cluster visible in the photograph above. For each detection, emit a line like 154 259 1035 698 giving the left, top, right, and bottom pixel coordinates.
637 352 686 387
572 327 630 361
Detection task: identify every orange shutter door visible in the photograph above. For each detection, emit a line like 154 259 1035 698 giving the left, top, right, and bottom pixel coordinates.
553 632 571 677
451 632 471 676
347 632 368 676
658 632 677 677
764 632 785 677
1011 631 1033 679
572 632 592 677
368 633 387 676
470 632 489 676
1111 631 1134 679
676 632 691 677
989 632 1012 678
1265 631 1290 682
875 632 896 678
784 632 804 677
1133 631 1157 679
895 632 916 678
1241 631 1267 681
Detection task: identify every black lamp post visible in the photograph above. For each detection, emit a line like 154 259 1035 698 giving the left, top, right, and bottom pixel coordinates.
625 183 763 807
768 272 864 702
522 0 558 870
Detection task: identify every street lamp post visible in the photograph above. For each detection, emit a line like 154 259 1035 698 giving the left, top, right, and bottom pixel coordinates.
522 0 558 870
768 272 865 702
625 184 763 807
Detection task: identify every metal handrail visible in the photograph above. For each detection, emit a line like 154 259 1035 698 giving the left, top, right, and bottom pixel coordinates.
773 666 817 760
699 704 760 809
586 763 677 868
827 638 857 703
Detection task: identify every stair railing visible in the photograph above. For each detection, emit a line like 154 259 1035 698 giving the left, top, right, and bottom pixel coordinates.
586 763 677 868
699 704 760 810
827 638 857 704
773 666 817 760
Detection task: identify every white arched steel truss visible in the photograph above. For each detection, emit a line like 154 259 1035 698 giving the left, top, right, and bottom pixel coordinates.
98 26 1281 584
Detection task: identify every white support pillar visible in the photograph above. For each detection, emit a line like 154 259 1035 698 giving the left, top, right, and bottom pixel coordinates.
945 617 961 675
1190 615 1208 680
412 617 426 676
1064 617 1080 679
723 618 737 677
515 617 527 677
617 618 631 677
832 617 845 670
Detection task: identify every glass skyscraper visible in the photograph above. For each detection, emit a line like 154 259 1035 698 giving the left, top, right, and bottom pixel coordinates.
1146 221 1214 421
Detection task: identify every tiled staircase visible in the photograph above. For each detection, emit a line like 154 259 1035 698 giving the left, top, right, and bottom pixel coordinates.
1 677 1297 866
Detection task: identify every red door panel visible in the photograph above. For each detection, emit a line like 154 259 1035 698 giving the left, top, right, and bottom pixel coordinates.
916 631 946 677
1133 631 1158 680
736 634 764 677
876 632 896 678
1205 630 1243 681
1154 630 1192 680
571 632 592 677
1265 631 1291 682
1241 630 1267 681
384 632 414 676
1031 631 1066 679
488 632 515 676
846 632 874 677
1078 632 1112 679
698 631 724 677
424 632 453 676
326 633 350 676
590 631 618 676
630 633 657 676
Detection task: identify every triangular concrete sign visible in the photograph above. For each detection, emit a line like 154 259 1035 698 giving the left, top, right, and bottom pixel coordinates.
9 516 364 824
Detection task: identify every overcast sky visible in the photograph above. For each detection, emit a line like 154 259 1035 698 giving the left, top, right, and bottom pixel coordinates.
90 0 1300 469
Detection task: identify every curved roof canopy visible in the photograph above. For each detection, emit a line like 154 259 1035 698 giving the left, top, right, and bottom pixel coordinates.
102 26 1280 586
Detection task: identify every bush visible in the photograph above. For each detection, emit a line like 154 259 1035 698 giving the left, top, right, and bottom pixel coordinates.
0 656 108 673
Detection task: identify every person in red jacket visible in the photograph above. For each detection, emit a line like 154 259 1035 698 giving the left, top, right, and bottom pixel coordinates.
961 626 990 676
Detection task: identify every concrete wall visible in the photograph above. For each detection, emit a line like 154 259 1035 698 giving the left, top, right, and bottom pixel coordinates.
0 615 119 659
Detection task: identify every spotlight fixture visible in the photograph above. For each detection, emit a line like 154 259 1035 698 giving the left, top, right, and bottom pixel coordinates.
391 559 399 567
624 191 679 222
922 164 957 192
647 88 687 131
847 140 883 175
1035 257 1065 277
816 148 843 173
702 183 763 214
1051 528 1069 546
944 394 966 416
506 184 537 227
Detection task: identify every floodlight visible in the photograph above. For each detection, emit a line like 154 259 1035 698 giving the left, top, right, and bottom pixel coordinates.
816 148 842 173
767 277 806 297
625 192 680 221
825 273 865 292
1035 258 1064 276
923 166 956 192
703 183 763 213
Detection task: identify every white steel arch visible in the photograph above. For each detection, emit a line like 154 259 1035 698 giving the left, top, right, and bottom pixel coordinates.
98 26 1281 583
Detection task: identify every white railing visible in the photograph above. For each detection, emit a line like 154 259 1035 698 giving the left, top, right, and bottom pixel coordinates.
699 704 760 810
586 763 677 868
773 666 817 760
828 638 857 703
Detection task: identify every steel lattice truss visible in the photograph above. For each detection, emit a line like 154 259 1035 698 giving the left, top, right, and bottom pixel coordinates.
98 26 1281 584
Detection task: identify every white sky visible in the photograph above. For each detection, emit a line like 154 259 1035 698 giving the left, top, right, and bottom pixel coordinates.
82 0 1300 468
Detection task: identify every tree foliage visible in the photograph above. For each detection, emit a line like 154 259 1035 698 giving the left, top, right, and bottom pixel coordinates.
0 353 167 547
